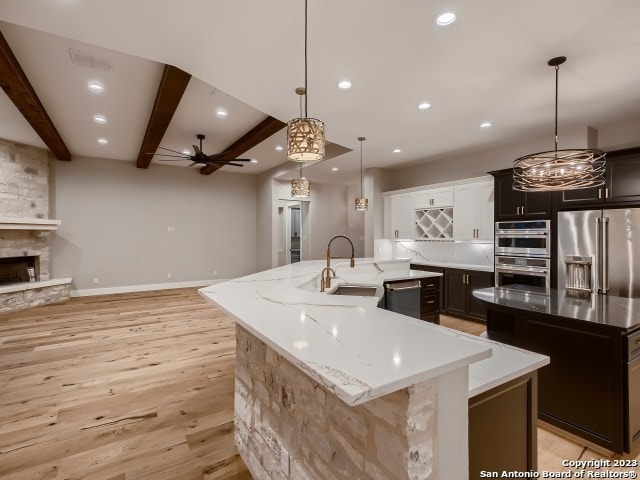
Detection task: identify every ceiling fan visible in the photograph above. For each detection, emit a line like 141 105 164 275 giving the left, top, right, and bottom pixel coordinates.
151 134 250 167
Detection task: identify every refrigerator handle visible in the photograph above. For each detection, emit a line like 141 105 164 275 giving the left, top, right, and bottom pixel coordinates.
602 217 609 294
594 217 601 293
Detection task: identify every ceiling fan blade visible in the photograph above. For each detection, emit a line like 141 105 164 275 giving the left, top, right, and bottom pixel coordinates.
153 154 192 159
209 161 245 167
189 162 199 167
159 158 196 162
157 146 190 156
206 152 229 160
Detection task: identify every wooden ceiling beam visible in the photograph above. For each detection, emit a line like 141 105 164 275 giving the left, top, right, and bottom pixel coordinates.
200 116 286 175
0 29 71 161
136 64 191 168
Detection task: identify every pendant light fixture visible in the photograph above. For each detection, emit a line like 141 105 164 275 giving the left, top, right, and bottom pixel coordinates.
513 56 605 191
291 163 310 198
287 0 325 162
355 136 368 211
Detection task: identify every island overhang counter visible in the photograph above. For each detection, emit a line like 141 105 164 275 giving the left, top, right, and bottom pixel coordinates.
199 259 548 479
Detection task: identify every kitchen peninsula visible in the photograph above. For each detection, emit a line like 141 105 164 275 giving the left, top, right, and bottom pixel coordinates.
200 259 548 479
475 286 640 455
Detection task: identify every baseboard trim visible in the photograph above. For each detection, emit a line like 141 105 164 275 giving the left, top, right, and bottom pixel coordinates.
70 279 227 297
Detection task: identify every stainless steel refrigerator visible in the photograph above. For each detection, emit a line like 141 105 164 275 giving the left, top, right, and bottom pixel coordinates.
558 209 640 298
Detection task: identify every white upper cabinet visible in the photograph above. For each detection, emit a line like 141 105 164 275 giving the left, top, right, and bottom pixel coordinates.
414 187 454 209
453 181 494 241
387 193 413 239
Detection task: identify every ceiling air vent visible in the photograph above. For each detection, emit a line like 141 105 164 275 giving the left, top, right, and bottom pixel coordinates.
69 49 112 72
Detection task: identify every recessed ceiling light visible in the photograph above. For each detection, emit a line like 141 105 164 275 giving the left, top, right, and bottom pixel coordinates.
480 122 492 128
250 159 258 164
418 102 431 110
331 167 339 171
435 12 456 26
182 149 191 155
338 80 352 89
93 114 106 124
97 137 108 145
275 145 284 151
215 108 228 118
87 81 104 93
393 148 401 153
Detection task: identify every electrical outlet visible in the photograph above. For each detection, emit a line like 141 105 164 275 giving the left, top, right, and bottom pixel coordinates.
167 226 171 232
167 273 172 279
377 247 382 254
93 277 99 284
213 270 218 277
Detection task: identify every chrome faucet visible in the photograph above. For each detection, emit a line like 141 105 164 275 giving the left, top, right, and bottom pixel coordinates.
320 267 336 292
325 235 355 289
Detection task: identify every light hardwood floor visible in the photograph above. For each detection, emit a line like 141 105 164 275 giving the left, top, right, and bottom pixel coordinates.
0 288 250 480
0 290 637 479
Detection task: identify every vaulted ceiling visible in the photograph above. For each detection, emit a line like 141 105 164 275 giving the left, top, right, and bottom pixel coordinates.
1 1 640 186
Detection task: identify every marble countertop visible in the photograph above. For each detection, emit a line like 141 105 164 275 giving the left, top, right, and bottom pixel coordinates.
200 259 546 406
473 286 640 332
407 259 495 273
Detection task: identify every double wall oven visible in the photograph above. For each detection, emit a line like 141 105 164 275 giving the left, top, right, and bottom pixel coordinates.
494 220 551 291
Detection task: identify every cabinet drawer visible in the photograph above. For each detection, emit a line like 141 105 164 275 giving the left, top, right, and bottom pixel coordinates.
421 293 439 313
628 330 640 361
420 278 439 291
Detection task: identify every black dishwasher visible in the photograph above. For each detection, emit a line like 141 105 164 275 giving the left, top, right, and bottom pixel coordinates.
383 280 421 319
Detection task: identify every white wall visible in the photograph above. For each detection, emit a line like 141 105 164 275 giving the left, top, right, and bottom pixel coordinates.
51 156 257 291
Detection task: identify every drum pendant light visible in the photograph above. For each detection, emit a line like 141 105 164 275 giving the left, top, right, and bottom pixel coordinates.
287 0 325 162
355 137 368 211
291 163 310 198
513 56 605 191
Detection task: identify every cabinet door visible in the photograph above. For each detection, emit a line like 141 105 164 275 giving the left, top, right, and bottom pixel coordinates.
453 184 478 241
413 190 431 209
390 193 414 238
557 186 604 208
476 181 495 240
526 319 624 452
444 269 466 317
431 187 454 207
628 356 640 451
606 156 640 204
466 271 494 321
494 172 523 220
523 191 553 219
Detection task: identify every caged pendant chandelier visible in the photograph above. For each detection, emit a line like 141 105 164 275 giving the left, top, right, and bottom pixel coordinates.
355 137 368 211
291 163 310 198
287 0 325 162
513 56 605 192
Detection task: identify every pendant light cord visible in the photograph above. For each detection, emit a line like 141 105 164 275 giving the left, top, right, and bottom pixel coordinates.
554 64 559 154
304 0 308 118
360 139 364 197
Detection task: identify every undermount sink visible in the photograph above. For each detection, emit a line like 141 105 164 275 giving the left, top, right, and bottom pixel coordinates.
329 284 379 297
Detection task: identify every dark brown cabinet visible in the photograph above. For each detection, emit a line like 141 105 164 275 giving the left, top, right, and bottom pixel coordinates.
492 169 553 220
444 269 494 322
485 304 640 454
557 147 640 209
410 264 445 313
419 277 440 324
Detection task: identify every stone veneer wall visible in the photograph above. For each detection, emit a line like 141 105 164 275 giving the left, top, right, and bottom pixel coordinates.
0 138 69 312
235 326 438 480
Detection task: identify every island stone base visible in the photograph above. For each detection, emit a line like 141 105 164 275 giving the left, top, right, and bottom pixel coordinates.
234 326 464 480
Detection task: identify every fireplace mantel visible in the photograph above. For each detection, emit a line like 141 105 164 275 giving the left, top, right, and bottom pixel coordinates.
0 217 61 231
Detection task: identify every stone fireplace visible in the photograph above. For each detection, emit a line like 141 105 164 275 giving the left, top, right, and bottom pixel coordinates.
0 138 71 313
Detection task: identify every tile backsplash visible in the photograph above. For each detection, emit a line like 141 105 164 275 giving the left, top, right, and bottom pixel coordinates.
375 239 494 267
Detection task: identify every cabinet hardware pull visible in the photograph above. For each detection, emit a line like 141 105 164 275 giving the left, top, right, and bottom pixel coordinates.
605 188 609 199
598 188 602 199
425 284 434 287
426 301 435 304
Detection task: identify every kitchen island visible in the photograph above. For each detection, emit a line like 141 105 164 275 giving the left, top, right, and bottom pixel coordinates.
474 286 640 454
200 259 548 479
